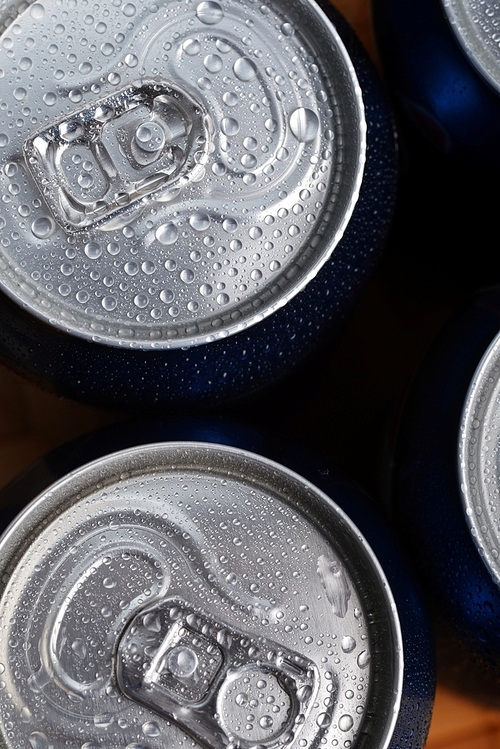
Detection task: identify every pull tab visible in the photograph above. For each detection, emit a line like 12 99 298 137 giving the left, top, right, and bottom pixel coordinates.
23 82 211 232
116 598 317 749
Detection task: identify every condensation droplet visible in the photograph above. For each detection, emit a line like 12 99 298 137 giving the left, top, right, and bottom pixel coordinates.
289 108 319 143
156 222 179 245
189 212 210 231
142 721 160 737
341 636 356 653
31 216 55 239
125 53 138 67
221 117 239 136
223 91 238 106
71 639 87 659
182 38 201 55
338 714 354 732
357 650 370 668
196 1 224 24
223 218 238 233
234 57 257 81
316 713 331 728
204 54 223 73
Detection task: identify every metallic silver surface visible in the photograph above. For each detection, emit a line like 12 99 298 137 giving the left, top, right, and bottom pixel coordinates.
0 442 402 749
0 0 365 348
460 332 500 584
443 0 500 95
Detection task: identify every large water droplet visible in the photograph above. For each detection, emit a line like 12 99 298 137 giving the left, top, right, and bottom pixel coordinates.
142 721 161 737
156 222 178 245
31 216 55 239
223 91 238 107
316 713 331 728
341 636 356 653
166 646 198 677
289 108 319 143
338 714 353 732
221 117 239 136
29 732 49 749
189 212 210 231
223 218 238 233
233 57 257 81
125 53 138 67
204 54 223 73
196 1 224 24
357 650 370 668
182 38 201 55
71 639 87 659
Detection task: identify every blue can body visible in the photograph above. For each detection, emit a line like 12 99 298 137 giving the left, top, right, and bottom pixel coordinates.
372 0 500 165
393 287 500 702
0 2 396 411
0 417 434 748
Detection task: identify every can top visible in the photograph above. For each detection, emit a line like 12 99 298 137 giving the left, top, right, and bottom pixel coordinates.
0 0 365 349
443 0 500 95
0 442 402 749
460 331 500 584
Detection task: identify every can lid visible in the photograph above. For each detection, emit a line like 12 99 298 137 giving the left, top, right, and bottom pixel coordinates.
443 0 500 95
0 442 402 749
0 0 365 349
460 331 500 583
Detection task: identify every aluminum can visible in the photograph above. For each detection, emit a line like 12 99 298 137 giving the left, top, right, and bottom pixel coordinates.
393 286 500 703
372 0 500 166
0 0 396 409
0 418 434 749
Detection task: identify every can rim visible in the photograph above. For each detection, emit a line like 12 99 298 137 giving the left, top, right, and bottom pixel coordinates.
443 0 500 96
460 330 500 586
0 0 366 350
0 441 402 749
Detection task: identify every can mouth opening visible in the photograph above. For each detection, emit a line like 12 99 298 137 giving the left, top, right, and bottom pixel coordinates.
0 0 365 349
443 0 500 96
0 442 402 749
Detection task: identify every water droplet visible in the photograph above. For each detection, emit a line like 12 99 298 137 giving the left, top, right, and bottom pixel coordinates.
103 577 116 588
260 716 273 729
289 108 319 143
166 646 198 677
357 650 370 668
223 91 238 107
217 292 229 304
102 296 117 311
236 692 248 706
216 38 231 53
189 212 210 231
338 714 353 732
249 226 262 239
19 57 32 71
241 153 257 168
297 684 312 702
281 22 295 35
142 721 160 737
223 218 238 233
71 639 87 659
204 54 223 73
198 77 211 90
221 117 239 136
29 732 49 749
156 222 178 245
85 241 101 259
196 1 224 24
180 269 195 284
69 89 83 103
124 262 139 276
31 216 55 239
21 706 32 723
0 134 8 147
341 636 356 653
212 161 226 175
78 173 93 188
101 42 115 56
76 290 89 303
125 53 138 67
14 87 27 101
160 289 174 303
143 612 162 632
264 118 277 132
182 38 201 55
199 283 212 296
122 2 136 15
234 57 257 81
29 3 45 18
244 136 257 151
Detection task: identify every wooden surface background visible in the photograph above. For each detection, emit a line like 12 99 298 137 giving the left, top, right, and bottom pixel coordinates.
0 0 499 746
